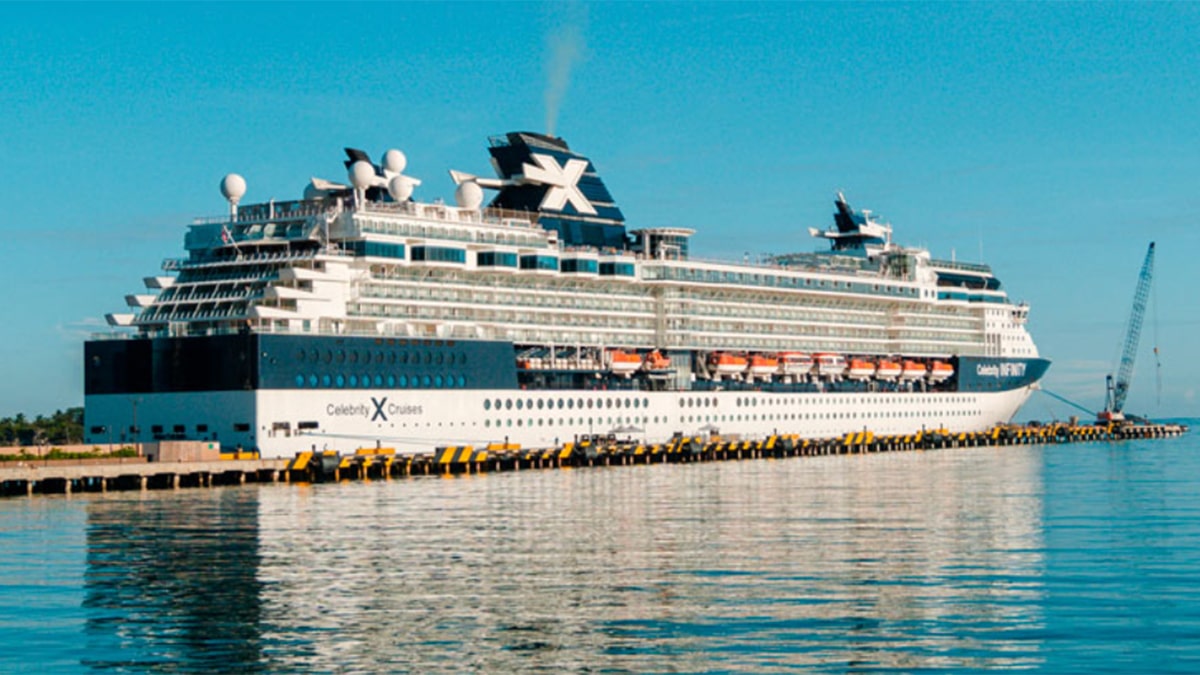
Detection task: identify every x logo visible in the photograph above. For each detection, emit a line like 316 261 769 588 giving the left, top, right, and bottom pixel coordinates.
370 397 388 422
521 154 597 215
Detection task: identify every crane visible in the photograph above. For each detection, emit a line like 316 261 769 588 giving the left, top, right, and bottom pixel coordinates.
1099 242 1155 424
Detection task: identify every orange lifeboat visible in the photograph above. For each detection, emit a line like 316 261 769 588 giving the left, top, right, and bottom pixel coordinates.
643 350 672 371
927 360 954 382
709 352 749 377
778 352 813 378
608 349 643 376
814 353 847 379
748 354 779 380
847 358 876 381
875 359 902 381
899 360 927 381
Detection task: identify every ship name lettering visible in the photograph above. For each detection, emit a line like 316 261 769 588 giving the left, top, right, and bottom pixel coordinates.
975 362 1027 378
387 403 423 416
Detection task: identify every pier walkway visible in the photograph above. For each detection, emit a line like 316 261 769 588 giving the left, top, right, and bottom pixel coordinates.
0 422 1187 498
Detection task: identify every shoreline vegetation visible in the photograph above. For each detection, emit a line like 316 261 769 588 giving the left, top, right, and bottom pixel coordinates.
0 407 84 448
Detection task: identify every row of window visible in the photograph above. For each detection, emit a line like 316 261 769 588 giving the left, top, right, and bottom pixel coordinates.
294 348 467 367
482 407 984 429
367 246 635 276
485 397 652 411
294 373 467 389
484 394 980 412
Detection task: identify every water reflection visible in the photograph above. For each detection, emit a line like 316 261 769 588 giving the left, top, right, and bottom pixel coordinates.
82 489 264 672
249 448 1046 672
73 448 1049 672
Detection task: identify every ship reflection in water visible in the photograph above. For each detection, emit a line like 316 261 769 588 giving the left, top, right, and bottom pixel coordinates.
81 449 1046 672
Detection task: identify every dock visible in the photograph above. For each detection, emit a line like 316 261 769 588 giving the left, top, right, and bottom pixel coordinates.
0 421 1187 498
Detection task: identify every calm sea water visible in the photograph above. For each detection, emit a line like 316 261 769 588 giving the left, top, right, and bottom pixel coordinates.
3 425 1199 673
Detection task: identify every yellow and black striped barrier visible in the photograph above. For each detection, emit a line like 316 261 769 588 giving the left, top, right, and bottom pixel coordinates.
268 421 1188 485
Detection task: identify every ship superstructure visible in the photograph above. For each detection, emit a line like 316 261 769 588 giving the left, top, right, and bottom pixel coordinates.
85 132 1049 457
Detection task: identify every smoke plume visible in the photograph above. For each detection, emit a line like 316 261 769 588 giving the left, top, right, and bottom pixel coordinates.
544 14 586 138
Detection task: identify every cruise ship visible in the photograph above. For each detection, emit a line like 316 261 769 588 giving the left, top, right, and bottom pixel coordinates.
84 132 1049 458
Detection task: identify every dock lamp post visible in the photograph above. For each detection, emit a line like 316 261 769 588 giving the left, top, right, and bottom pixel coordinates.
129 397 142 459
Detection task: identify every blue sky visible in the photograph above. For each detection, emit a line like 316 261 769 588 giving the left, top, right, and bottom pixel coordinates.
1 2 1197 420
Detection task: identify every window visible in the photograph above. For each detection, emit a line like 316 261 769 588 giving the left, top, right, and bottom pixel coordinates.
560 258 599 273
411 246 466 263
346 241 406 258
520 255 559 270
600 262 636 277
478 251 518 267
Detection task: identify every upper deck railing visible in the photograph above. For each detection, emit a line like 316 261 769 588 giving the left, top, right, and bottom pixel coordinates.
929 259 992 274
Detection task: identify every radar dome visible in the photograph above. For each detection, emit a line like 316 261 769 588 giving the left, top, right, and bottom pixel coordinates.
349 161 377 190
220 174 247 204
382 149 407 176
388 175 414 202
454 181 484 210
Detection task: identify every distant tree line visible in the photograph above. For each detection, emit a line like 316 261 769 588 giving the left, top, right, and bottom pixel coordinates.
0 407 84 446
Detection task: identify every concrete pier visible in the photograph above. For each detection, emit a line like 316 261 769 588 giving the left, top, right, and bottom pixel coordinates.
0 422 1187 499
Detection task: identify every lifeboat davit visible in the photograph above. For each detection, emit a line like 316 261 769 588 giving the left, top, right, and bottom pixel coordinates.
814 353 847 379
847 358 876 381
899 360 927 381
927 360 954 382
608 349 643 376
778 352 814 378
748 355 779 380
875 359 902 381
643 350 672 371
709 352 749 378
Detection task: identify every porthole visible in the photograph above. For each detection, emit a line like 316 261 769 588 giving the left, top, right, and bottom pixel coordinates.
350 351 359 364
310 348 320 362
516 399 524 410
349 375 358 387
399 374 408 387
309 374 318 387
506 399 513 410
337 350 346 364
336 374 345 388
295 374 305 387
374 375 383 387
568 399 575 409
322 374 332 387
484 400 492 411
434 375 443 388
421 375 431 387
537 399 545 410
323 350 333 364
387 375 396 387
376 352 384 364
295 350 306 363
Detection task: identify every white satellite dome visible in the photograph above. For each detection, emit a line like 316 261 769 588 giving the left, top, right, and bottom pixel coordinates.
349 161 377 190
220 173 247 204
382 149 407 176
454 181 484 210
388 175 414 202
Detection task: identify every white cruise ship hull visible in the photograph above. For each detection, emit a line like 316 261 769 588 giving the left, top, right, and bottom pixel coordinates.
85 385 1037 459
